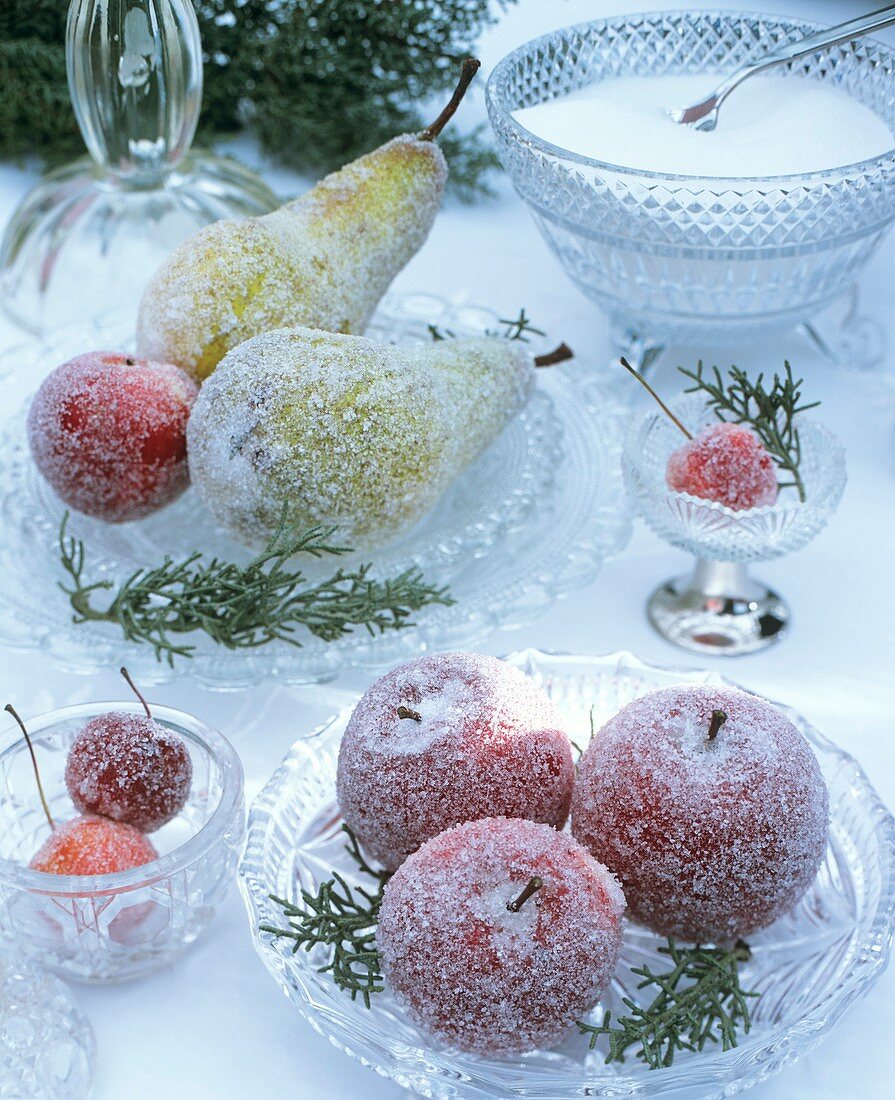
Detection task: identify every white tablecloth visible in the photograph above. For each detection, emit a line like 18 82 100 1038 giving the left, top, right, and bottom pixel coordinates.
1 2 893 1097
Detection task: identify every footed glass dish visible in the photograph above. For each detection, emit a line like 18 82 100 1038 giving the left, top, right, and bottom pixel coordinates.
0 702 244 983
623 394 846 654
0 294 630 688
238 650 895 1099
1 950 95 1098
486 11 895 365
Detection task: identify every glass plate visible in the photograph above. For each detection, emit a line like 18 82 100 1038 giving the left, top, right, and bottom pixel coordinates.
0 295 630 688
238 650 895 1099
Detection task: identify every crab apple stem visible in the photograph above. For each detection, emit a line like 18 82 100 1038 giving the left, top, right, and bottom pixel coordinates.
619 357 694 440
507 875 544 912
421 58 481 141
120 667 151 719
397 705 423 723
534 343 574 368
707 709 728 742
5 704 54 831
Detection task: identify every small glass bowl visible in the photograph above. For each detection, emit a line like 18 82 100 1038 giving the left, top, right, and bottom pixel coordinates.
622 394 847 654
0 702 244 983
486 10 895 357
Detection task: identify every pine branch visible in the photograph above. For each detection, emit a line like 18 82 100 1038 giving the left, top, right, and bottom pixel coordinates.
578 940 757 1069
261 825 390 1008
430 306 545 344
57 512 453 666
678 362 820 502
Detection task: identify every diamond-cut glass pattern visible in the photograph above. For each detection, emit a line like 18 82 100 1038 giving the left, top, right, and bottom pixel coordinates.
487 12 895 333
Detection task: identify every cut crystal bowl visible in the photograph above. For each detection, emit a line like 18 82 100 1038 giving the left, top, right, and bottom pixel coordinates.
622 394 847 563
0 702 244 983
487 11 895 344
0 294 630 688
1 950 95 1099
238 650 895 1099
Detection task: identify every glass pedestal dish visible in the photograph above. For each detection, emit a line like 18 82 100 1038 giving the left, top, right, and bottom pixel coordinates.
0 0 277 336
623 395 846 655
486 10 895 368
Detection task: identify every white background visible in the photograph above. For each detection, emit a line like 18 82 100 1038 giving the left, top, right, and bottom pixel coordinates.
1 1 893 1097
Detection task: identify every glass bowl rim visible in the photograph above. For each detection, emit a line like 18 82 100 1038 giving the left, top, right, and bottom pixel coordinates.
0 700 244 896
622 398 847 522
238 648 895 1096
486 8 895 187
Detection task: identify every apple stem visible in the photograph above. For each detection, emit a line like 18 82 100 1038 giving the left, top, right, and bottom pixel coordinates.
5 704 55 831
120 667 151 719
619 357 693 440
707 709 728 741
534 343 574 368
507 875 544 912
421 58 481 141
396 705 422 723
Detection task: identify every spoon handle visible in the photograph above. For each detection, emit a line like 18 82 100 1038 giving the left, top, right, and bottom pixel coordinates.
714 3 895 111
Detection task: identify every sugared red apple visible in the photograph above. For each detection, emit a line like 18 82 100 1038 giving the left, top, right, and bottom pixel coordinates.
29 815 157 876
336 653 574 870
666 422 778 510
27 351 198 522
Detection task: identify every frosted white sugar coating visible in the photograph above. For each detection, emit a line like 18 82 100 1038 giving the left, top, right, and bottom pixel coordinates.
377 816 625 1055
65 712 192 833
572 685 829 942
336 653 575 870
186 328 533 549
27 351 197 523
136 135 447 381
666 422 778 511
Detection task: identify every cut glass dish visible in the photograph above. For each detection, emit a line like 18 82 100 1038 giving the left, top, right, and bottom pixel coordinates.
238 650 895 1099
0 294 630 687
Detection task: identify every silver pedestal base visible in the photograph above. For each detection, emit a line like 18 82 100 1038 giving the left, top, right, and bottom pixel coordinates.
647 560 789 656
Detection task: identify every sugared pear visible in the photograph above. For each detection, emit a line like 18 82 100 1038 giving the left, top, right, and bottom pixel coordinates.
186 327 571 549
136 61 481 382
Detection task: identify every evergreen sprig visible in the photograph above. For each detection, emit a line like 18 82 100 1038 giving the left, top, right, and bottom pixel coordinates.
57 512 452 666
429 307 544 344
261 824 390 1008
678 362 820 502
578 940 757 1069
1 0 515 199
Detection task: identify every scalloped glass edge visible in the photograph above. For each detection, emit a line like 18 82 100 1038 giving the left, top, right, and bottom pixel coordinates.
237 650 895 1099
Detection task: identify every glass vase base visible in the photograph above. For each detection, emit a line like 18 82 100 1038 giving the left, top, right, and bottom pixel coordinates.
647 563 790 656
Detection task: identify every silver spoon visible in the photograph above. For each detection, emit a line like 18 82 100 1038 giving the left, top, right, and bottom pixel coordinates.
668 3 895 132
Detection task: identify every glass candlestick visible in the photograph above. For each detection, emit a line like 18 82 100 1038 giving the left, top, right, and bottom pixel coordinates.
623 394 846 655
0 0 277 337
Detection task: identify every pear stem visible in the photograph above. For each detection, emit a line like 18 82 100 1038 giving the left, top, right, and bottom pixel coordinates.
5 704 54 832
120 667 151 719
534 343 574 368
421 58 481 141
507 875 544 912
707 709 728 742
396 705 422 723
619 357 693 440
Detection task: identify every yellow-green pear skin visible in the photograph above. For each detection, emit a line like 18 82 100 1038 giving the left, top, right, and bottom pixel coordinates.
136 136 447 382
186 327 534 549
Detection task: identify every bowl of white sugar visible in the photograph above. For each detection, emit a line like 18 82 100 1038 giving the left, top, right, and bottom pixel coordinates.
487 10 895 351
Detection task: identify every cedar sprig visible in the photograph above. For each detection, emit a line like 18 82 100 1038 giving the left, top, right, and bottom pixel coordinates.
578 939 756 1069
261 825 390 1008
678 362 820 502
429 307 544 344
57 512 453 666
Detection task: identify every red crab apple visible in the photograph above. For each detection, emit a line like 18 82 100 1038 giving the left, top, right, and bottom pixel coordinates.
336 652 575 870
65 669 192 833
666 421 778 510
571 685 829 942
4 704 158 878
377 816 625 1055
27 350 198 522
